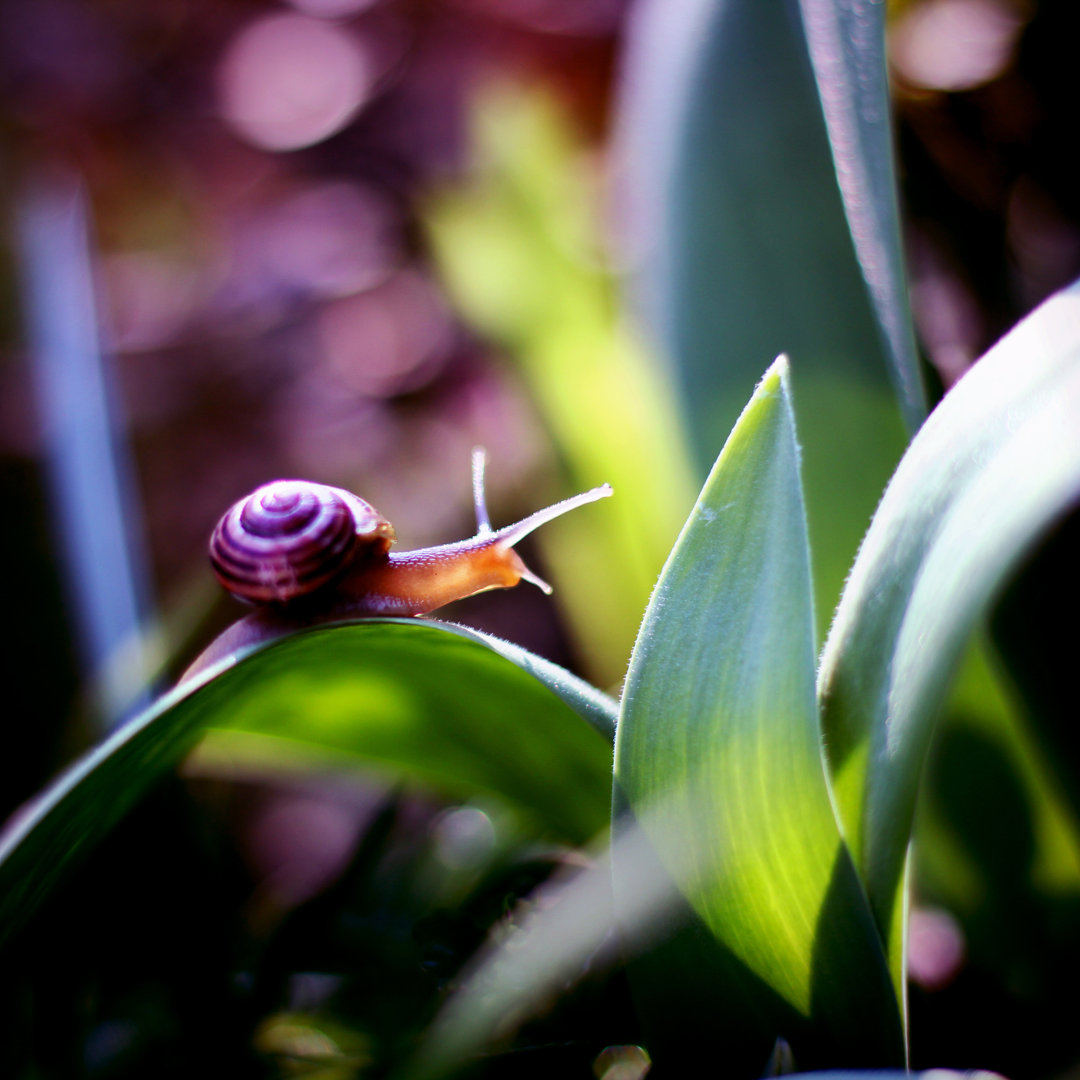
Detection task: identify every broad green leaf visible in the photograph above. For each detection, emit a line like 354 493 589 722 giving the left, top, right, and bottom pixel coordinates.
425 87 698 684
819 278 1080 972
0 619 616 950
613 358 903 1066
617 0 918 640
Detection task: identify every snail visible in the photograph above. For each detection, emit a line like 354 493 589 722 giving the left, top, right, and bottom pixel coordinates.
210 448 612 616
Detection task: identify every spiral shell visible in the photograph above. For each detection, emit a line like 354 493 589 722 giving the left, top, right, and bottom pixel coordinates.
210 480 395 603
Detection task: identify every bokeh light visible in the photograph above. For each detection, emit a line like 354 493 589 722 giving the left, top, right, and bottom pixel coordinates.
316 269 455 397
217 13 374 151
593 1044 651 1080
244 788 366 909
241 180 399 301
431 805 497 870
890 0 1027 92
286 0 384 17
908 905 966 991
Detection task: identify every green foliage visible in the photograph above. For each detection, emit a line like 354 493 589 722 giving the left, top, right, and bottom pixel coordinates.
0 620 615 950
620 0 920 642
613 359 903 1068
5 1 1080 1078
819 280 1080 975
425 88 698 684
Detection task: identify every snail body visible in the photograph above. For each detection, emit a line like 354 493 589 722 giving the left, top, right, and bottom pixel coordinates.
210 449 611 616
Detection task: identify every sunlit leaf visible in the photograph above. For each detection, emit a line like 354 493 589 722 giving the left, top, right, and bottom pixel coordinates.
613 357 903 1067
0 619 616 949
820 278 1080 975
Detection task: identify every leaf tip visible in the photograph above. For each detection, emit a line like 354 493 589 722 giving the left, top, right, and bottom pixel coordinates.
757 353 791 399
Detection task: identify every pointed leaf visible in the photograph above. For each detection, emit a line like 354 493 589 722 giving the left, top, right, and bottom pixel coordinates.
613 358 903 1065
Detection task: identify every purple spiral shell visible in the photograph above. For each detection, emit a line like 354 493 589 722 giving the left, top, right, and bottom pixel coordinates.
210 480 394 603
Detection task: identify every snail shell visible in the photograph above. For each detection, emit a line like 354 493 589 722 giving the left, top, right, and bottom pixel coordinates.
209 480 395 604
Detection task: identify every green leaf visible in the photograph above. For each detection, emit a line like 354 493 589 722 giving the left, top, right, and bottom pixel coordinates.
798 0 925 428
613 357 904 1066
819 278 1080 971
617 0 919 640
0 619 616 950
425 87 698 685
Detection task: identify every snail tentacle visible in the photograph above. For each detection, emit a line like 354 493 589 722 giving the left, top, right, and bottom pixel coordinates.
209 453 611 615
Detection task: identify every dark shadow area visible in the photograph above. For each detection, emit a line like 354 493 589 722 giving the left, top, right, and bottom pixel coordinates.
0 461 79 819
0 773 642 1080
0 777 258 1079
991 503 1080 823
809 847 906 1068
612 799 903 1077
910 720 1080 1077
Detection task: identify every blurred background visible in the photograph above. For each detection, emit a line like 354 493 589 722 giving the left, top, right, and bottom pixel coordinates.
3 0 1080 1075
4 0 1080 750
0 0 655 786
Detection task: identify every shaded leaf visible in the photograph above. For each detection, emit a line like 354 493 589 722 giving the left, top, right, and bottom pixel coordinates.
819 278 1080 972
616 0 917 638
0 619 616 950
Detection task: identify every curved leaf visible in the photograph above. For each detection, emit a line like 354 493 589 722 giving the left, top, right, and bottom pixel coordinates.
819 278 1080 968
613 358 903 1066
0 618 616 950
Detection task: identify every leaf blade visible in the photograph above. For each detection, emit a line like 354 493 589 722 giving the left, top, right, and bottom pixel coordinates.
613 357 903 1065
0 619 616 950
798 0 925 428
820 278 1080 966
617 0 919 641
